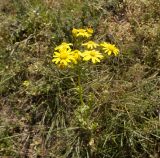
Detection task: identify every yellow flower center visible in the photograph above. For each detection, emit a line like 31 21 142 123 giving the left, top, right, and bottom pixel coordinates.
60 52 68 59
108 45 115 51
90 51 96 56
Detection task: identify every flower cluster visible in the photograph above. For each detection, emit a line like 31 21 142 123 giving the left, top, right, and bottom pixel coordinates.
52 28 119 68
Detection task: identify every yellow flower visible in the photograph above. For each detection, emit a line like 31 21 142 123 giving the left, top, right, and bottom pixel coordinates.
72 50 82 63
86 28 94 34
100 42 119 56
82 41 99 49
82 50 103 63
52 48 75 67
23 80 30 87
72 28 78 35
72 28 92 38
55 42 73 51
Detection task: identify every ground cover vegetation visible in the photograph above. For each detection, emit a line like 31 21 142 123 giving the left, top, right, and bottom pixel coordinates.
0 0 160 157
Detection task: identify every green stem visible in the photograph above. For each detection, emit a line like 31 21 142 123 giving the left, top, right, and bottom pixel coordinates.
77 66 84 106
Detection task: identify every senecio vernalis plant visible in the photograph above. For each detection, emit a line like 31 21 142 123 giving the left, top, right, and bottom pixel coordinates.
52 28 119 129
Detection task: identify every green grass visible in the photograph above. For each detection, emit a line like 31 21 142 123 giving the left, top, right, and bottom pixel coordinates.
0 0 160 157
